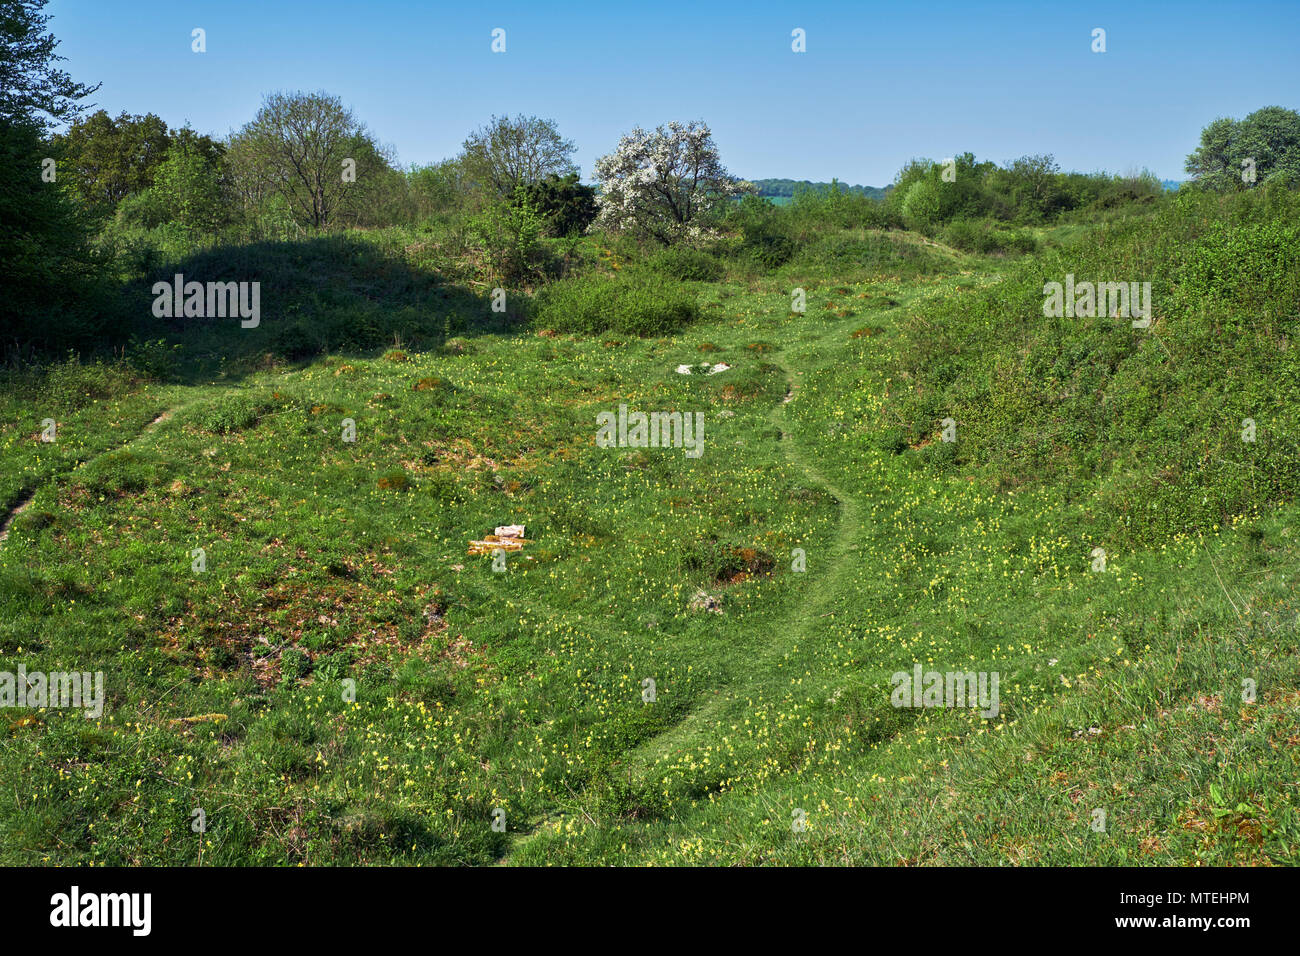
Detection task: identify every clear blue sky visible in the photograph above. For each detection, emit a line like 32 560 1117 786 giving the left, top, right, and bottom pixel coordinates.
45 0 1300 185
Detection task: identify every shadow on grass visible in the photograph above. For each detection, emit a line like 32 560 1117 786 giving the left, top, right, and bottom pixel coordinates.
118 233 524 385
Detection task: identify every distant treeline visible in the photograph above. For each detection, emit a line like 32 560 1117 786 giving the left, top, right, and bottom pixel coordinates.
749 178 890 200
5 0 1300 357
750 176 1191 202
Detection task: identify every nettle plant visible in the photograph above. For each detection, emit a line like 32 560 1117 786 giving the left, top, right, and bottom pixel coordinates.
592 120 752 244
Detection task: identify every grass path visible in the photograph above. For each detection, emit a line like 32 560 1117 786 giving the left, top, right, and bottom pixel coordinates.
496 275 1000 862
0 398 190 546
617 276 976 762
499 301 917 864
0 492 37 544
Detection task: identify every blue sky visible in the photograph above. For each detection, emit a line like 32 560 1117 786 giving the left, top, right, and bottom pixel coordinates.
45 0 1300 185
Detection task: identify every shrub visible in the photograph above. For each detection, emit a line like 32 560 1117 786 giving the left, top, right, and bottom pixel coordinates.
740 232 796 271
785 181 897 234
516 173 598 236
900 178 946 232
940 219 1038 255
793 233 952 276
532 271 699 336
648 246 725 281
1173 218 1300 318
127 336 183 380
271 322 320 360
114 188 171 231
468 195 550 282
149 139 230 236
725 196 797 271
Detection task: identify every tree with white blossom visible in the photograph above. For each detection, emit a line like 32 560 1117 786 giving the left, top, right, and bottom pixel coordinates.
592 121 751 243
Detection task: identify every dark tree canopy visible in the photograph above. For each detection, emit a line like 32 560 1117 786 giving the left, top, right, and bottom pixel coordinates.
51 111 223 214
516 172 597 236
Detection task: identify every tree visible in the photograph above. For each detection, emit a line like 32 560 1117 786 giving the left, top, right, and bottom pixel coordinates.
53 111 168 211
226 91 393 228
148 133 229 235
0 0 105 351
409 158 474 219
892 152 994 231
0 0 98 128
517 172 597 236
52 111 222 215
592 121 751 243
1000 154 1067 221
460 114 576 196
1186 107 1300 190
469 192 548 283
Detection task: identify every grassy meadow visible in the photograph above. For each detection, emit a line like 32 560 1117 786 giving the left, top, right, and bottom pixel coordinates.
2 181 1298 866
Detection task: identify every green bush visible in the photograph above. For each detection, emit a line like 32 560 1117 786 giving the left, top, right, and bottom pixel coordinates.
532 271 700 336
1173 217 1300 319
127 336 183 380
786 182 898 234
900 178 946 232
148 139 230 236
794 233 952 276
516 173 598 237
648 246 725 281
114 188 171 231
740 232 796 271
723 196 797 271
469 195 550 282
940 219 1038 255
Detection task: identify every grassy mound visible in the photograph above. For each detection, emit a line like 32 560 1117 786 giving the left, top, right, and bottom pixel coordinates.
887 186 1300 546
122 234 502 375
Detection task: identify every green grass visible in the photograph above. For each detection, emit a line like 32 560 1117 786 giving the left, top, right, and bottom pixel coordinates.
1 203 1297 866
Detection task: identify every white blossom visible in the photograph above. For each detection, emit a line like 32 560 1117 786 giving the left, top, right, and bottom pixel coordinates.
592 121 752 243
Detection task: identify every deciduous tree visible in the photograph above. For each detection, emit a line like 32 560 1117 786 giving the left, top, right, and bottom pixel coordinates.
227 91 392 228
460 114 576 196
1186 107 1300 190
592 121 750 243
